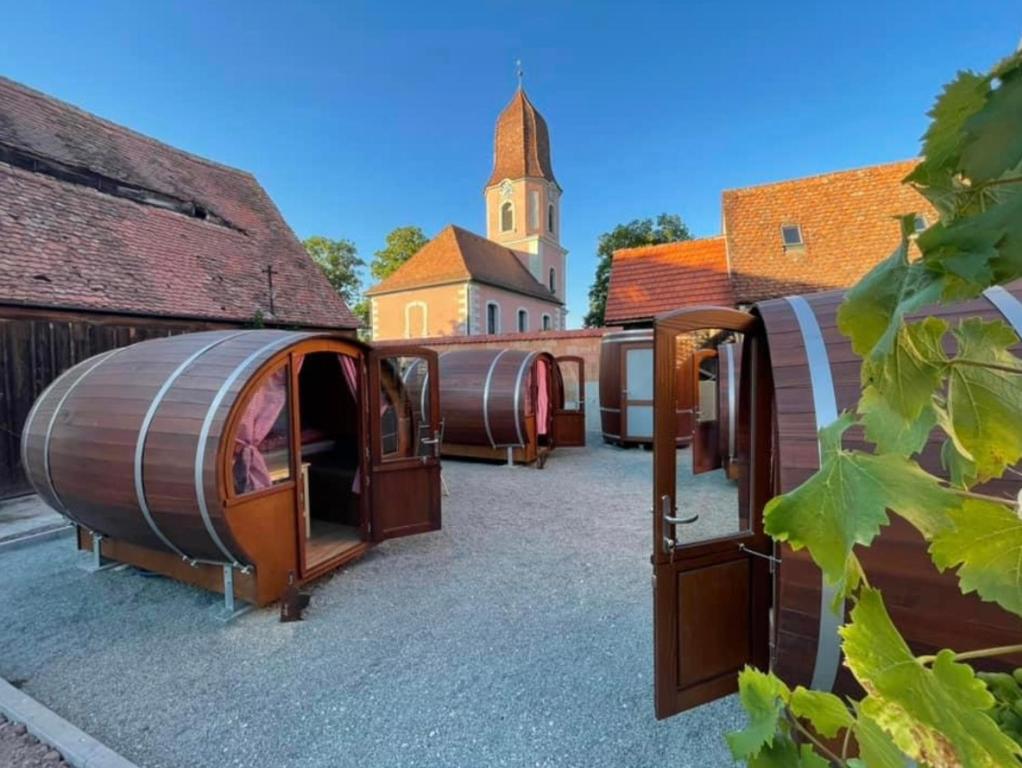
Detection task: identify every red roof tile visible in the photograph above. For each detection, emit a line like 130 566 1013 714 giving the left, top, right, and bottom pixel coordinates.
604 237 733 324
723 160 936 303
486 89 557 188
365 225 562 304
0 77 357 328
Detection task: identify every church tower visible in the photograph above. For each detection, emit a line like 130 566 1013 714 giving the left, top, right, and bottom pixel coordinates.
484 86 567 321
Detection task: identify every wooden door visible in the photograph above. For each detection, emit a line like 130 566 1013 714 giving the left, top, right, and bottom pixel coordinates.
552 356 586 447
367 348 441 541
691 349 722 474
620 342 654 442
652 310 773 719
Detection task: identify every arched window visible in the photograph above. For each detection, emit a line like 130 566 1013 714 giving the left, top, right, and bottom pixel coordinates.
501 202 514 232
548 267 556 293
517 309 528 332
404 301 427 338
542 314 552 331
547 204 555 233
486 302 500 334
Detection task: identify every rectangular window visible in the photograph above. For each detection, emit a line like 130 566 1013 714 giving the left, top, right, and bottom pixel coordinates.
487 303 499 334
378 356 432 462
517 309 528 332
528 191 539 229
781 224 803 247
542 314 551 331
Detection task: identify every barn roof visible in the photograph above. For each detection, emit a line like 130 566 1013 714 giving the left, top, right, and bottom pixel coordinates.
0 76 358 328
485 89 558 189
723 159 935 303
604 237 733 324
365 225 562 303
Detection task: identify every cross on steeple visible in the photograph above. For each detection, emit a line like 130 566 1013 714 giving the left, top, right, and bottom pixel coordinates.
515 59 524 90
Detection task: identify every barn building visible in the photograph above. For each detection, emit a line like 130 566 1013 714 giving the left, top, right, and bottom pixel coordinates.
0 77 358 499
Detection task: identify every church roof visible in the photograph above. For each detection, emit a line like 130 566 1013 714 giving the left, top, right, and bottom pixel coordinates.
486 89 558 188
604 237 733 324
0 76 358 329
365 225 562 303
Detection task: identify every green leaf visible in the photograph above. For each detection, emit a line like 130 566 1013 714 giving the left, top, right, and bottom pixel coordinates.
860 384 937 455
941 437 979 488
860 317 948 423
747 738 829 768
727 667 790 759
960 53 1022 185
850 707 910 768
944 319 1022 483
789 687 853 738
930 499 1022 617
841 588 1021 767
764 415 958 593
837 222 944 359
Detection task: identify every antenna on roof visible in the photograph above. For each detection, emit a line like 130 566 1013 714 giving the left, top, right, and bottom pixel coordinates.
515 59 524 90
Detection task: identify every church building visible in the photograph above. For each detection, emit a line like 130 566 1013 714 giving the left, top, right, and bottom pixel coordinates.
366 87 567 340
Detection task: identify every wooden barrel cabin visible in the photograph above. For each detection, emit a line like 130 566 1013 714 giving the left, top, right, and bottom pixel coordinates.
650 284 1022 719
436 348 585 465
21 330 442 609
599 329 695 447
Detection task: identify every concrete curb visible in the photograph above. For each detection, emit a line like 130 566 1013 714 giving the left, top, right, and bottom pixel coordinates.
0 524 73 553
0 678 140 768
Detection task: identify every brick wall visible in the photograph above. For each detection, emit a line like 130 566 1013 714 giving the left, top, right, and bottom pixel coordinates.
378 327 620 434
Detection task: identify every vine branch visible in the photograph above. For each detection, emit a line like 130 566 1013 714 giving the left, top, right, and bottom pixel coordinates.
917 643 1022 665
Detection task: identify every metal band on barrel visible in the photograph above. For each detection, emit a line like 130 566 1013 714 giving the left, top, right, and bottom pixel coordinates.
512 352 539 447
785 295 842 693
194 332 306 566
725 343 737 461
42 348 125 521
135 332 249 559
984 285 1022 336
482 349 510 448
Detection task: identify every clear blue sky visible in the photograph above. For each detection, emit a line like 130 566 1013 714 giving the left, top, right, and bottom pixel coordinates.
3 1 1018 326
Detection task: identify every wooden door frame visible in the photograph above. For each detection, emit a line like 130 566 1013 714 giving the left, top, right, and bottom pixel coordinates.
652 306 774 718
619 341 654 442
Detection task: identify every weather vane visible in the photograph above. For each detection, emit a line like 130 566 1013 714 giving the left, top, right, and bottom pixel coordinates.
516 59 524 89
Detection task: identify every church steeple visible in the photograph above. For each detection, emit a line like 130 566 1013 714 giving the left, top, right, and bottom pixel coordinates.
486 88 558 189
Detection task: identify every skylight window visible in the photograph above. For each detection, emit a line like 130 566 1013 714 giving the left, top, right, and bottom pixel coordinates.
781 224 804 248
913 214 928 233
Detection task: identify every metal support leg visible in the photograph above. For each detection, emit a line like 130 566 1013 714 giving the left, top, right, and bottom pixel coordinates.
217 564 253 622
506 446 514 466
79 534 119 572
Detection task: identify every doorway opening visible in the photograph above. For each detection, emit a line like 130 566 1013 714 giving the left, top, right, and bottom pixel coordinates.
297 352 365 570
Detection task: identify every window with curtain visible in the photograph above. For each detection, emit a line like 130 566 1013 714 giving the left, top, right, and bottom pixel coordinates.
232 363 292 495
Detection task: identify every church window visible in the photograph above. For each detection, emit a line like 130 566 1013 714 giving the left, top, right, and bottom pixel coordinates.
501 202 514 232
486 302 500 334
548 267 556 293
528 191 539 229
542 314 552 331
547 204 555 233
517 309 528 332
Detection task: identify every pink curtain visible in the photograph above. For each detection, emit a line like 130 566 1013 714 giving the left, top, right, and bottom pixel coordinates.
537 358 550 436
339 355 363 494
234 367 289 492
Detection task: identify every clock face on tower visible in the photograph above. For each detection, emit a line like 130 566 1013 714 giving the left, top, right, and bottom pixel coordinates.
499 179 513 200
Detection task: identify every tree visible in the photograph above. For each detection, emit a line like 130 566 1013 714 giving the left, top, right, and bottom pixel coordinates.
371 226 429 282
583 213 691 327
729 48 1022 766
303 236 364 306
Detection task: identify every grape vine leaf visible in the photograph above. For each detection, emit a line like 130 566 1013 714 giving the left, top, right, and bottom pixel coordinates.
837 219 944 359
727 667 790 759
764 414 957 593
848 708 908 768
960 52 1022 186
941 437 978 489
930 499 1022 617
789 687 853 738
860 317 948 424
841 588 1021 767
945 318 1022 483
859 384 937 456
748 739 829 768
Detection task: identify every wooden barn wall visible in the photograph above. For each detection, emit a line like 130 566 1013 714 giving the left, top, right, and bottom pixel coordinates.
0 308 239 500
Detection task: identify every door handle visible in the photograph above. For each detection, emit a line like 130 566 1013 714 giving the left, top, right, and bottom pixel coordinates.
661 494 698 553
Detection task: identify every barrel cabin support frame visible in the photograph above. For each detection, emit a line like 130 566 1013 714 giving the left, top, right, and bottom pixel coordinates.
437 348 584 467
652 284 1022 721
22 331 442 614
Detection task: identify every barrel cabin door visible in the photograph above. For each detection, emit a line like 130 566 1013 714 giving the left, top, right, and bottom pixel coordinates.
652 309 773 719
619 341 654 443
552 356 586 447
367 349 442 541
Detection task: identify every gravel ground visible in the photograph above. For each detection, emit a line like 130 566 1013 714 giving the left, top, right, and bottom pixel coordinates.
0 715 69 767
0 442 744 768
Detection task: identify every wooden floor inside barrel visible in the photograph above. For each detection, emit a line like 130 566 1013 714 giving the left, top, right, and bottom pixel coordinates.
306 521 363 569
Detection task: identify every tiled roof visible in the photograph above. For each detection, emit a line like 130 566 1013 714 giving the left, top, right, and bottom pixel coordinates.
0 76 358 328
604 237 733 324
723 160 935 303
486 89 558 188
365 225 562 304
